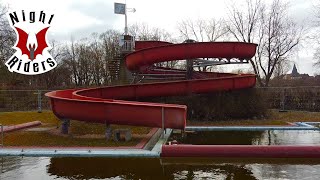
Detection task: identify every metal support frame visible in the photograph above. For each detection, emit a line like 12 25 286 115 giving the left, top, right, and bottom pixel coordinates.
0 124 3 148
37 90 42 113
280 88 286 111
124 6 128 35
141 77 186 81
33 90 42 113
186 59 194 79
61 119 70 134
152 68 185 73
161 107 166 137
105 123 112 141
136 73 185 77
193 59 249 68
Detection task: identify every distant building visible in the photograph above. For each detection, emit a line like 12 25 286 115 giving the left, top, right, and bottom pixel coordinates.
270 64 319 86
283 64 309 80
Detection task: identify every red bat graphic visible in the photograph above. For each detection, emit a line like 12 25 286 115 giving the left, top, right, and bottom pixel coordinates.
14 27 49 60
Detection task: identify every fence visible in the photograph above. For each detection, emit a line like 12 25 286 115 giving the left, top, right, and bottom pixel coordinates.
0 90 52 112
257 86 320 112
0 87 320 112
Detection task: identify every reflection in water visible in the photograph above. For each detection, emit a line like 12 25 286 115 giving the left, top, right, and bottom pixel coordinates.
248 164 320 179
2 156 320 180
48 157 256 180
170 131 264 145
48 158 165 179
254 130 320 145
0 157 52 180
0 156 23 174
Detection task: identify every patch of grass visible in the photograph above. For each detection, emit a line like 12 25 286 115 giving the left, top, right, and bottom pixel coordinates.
3 110 320 147
0 111 150 135
4 131 140 147
69 121 150 136
0 111 151 147
0 111 59 126
269 110 320 122
187 119 287 126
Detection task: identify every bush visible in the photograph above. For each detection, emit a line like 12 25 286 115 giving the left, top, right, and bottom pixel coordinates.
137 88 268 121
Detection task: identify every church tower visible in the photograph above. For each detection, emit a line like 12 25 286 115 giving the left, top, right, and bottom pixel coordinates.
291 64 299 77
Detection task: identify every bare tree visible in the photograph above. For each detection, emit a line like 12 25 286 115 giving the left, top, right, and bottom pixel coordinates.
0 4 15 64
129 23 178 69
315 48 320 67
176 18 229 72
129 23 173 42
227 0 302 86
312 1 320 67
0 4 18 87
100 29 121 85
273 59 291 78
177 18 228 42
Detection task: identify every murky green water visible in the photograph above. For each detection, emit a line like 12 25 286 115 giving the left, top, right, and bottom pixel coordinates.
1 130 320 180
170 130 320 145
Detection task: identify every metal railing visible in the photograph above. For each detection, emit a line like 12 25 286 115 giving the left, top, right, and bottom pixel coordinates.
121 39 135 53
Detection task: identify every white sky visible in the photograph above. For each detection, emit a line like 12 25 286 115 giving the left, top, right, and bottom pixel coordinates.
2 0 319 75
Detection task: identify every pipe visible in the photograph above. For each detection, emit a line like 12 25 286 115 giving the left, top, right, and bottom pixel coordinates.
161 145 320 158
1 121 42 133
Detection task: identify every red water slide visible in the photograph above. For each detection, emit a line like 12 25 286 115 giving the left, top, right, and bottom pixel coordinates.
46 41 257 129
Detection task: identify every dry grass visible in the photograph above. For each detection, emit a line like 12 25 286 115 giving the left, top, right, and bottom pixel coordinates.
2 110 320 146
270 110 320 122
0 111 150 147
187 119 286 126
4 131 141 147
0 111 59 126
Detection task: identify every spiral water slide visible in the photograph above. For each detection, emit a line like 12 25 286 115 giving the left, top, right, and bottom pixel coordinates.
46 41 257 129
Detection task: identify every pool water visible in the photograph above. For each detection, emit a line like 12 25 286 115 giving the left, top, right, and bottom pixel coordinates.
1 130 320 179
1 157 320 179
169 130 320 145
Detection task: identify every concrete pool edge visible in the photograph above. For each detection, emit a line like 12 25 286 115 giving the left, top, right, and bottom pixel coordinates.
2 123 320 158
0 129 173 158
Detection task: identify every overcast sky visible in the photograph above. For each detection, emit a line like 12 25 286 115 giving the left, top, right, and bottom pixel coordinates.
2 0 319 75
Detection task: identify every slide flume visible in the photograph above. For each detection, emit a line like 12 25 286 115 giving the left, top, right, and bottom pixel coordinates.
46 41 257 129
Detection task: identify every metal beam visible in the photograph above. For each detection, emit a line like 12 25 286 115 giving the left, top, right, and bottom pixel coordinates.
193 61 249 67
137 74 185 77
